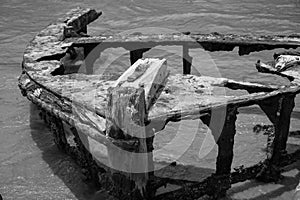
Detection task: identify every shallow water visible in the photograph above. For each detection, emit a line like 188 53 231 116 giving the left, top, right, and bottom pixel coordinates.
0 0 300 199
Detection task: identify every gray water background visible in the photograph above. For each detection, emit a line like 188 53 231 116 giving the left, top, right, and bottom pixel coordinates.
1 0 300 199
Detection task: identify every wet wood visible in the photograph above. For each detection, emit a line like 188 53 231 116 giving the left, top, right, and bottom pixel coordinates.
114 58 168 110
256 53 300 85
24 69 300 128
23 8 101 67
215 107 238 176
106 86 153 199
18 7 300 200
271 96 295 164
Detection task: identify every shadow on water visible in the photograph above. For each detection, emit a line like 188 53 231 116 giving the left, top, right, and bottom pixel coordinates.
226 141 300 200
29 102 300 200
29 103 104 200
227 161 300 200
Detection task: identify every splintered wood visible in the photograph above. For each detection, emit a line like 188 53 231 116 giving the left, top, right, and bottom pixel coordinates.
114 58 168 110
106 86 151 198
256 51 300 84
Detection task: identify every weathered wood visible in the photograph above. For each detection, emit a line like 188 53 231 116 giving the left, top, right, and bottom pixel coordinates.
200 106 238 197
106 86 154 199
254 52 299 182
183 45 192 74
256 52 300 85
59 47 85 75
20 7 300 127
27 69 300 126
18 7 300 200
212 107 238 176
114 58 168 111
23 8 101 66
67 33 300 55
271 95 295 163
19 73 140 152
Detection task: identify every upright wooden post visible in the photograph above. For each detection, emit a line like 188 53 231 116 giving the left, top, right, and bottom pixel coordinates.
257 95 295 182
215 107 238 176
183 45 192 74
106 86 154 199
270 95 295 164
105 58 167 199
200 106 238 198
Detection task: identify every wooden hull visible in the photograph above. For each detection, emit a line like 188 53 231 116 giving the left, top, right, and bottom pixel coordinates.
18 7 300 200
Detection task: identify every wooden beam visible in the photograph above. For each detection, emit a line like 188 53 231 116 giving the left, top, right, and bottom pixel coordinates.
114 58 168 111
67 33 300 55
271 95 295 164
106 86 154 199
256 95 295 182
200 106 238 198
183 45 192 74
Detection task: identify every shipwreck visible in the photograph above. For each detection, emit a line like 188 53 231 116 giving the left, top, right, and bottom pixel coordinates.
18 7 300 200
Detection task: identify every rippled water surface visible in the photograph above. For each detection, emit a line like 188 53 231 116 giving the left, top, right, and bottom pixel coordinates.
1 0 300 199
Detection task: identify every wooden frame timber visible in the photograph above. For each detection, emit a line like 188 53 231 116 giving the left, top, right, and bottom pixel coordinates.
18 7 300 200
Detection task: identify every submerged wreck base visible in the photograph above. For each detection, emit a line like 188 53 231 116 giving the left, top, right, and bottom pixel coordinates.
37 104 300 200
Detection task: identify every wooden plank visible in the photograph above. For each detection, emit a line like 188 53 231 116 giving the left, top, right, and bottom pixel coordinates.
23 7 101 70
114 58 168 110
256 52 300 84
26 71 299 125
67 33 300 55
106 86 154 199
